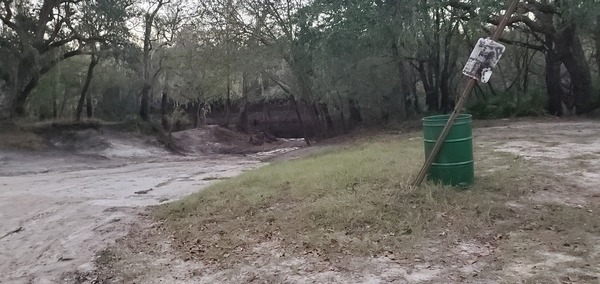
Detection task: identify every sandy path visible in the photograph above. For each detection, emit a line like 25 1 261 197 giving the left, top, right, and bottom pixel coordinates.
0 153 261 284
476 120 600 205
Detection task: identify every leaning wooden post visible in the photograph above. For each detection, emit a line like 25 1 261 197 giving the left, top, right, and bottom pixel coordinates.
412 0 520 187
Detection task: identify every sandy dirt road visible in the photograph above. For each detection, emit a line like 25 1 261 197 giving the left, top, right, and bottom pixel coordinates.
0 151 262 284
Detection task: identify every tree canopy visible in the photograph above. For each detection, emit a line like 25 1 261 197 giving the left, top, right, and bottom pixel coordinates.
1 0 600 137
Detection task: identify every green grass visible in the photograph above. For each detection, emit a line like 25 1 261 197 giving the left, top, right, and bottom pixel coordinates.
155 134 547 264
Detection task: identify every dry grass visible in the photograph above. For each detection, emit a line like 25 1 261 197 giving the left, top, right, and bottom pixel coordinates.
0 122 49 150
153 134 574 266
22 119 107 137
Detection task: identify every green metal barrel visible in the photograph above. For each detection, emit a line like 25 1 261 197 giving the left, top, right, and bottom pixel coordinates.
422 114 474 186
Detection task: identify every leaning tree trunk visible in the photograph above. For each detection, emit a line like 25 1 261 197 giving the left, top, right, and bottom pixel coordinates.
560 28 592 114
76 55 99 121
11 51 39 117
13 79 36 117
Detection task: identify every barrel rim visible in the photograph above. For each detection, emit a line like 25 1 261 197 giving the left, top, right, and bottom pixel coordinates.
431 160 474 166
422 113 472 123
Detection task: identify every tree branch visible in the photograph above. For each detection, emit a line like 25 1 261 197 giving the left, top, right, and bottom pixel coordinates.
36 0 62 42
497 37 545 52
39 49 86 75
0 0 19 32
45 16 67 46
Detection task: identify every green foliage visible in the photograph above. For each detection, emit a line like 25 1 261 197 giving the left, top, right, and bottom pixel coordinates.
4 0 600 122
468 89 548 119
80 0 133 46
95 86 138 120
29 57 90 119
92 59 143 120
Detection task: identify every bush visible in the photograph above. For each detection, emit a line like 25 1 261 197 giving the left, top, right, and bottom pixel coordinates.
468 89 547 119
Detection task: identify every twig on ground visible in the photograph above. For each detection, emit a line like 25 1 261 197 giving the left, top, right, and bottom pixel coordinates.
135 188 154 194
0 227 23 240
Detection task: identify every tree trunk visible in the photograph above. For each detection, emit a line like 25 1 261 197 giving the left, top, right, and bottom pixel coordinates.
13 77 37 117
224 77 231 126
239 104 249 133
439 37 455 113
309 102 323 137
339 109 347 134
348 99 362 127
418 62 437 112
398 63 410 120
290 95 310 146
139 84 151 121
10 48 85 117
596 16 600 84
545 47 563 116
392 41 408 119
86 93 93 118
320 103 334 134
440 70 451 113
194 101 201 128
161 92 169 131
139 5 161 122
238 72 250 133
411 78 421 114
76 55 99 121
52 96 57 119
560 29 592 114
336 93 347 134
0 65 16 119
59 88 68 118
11 51 38 117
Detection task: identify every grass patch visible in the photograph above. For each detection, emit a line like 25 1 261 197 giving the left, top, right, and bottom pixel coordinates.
155 134 546 264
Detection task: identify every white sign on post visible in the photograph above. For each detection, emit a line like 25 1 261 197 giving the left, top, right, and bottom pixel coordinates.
462 38 506 83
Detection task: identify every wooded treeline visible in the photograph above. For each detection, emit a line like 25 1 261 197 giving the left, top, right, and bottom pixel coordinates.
1 0 600 138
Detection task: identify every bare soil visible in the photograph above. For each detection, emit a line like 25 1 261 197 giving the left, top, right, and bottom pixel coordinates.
96 119 600 284
170 125 305 156
0 125 303 284
3 119 600 283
